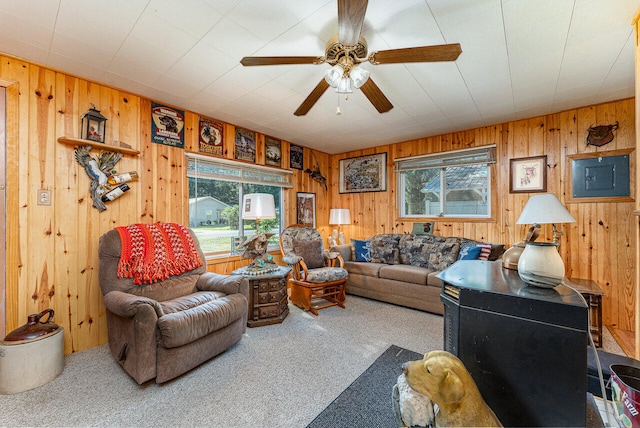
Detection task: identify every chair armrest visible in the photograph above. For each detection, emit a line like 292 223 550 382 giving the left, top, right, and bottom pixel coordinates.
103 290 164 318
196 272 249 299
329 244 352 262
325 252 345 268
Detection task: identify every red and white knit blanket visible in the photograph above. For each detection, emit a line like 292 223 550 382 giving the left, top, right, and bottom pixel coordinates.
115 222 203 285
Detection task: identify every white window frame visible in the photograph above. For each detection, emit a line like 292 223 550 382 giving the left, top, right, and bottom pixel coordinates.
186 153 292 256
395 145 496 219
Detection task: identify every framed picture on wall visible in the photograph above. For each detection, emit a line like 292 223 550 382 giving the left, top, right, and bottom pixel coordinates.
290 144 304 170
339 152 387 193
265 136 281 167
198 116 224 156
296 192 316 227
509 155 547 193
234 128 256 162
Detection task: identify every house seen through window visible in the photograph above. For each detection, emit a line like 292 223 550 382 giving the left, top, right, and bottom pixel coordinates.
397 145 496 218
187 154 291 256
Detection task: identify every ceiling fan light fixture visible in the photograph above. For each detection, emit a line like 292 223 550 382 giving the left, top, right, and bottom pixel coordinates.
350 66 370 89
324 64 344 87
336 76 353 93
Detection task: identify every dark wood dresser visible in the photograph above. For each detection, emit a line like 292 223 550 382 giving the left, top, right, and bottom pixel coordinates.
232 266 291 327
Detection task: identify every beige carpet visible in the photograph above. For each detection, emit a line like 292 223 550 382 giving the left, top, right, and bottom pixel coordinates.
0 296 444 427
0 294 625 427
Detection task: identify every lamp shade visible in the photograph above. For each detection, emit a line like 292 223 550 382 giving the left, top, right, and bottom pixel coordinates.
242 193 275 220
350 66 370 89
516 193 575 225
329 209 351 225
335 76 353 93
324 64 343 87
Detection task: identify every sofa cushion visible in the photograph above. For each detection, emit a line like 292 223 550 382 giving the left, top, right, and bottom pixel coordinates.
344 261 386 277
369 234 402 264
458 244 483 260
400 235 452 265
400 234 461 271
293 239 325 269
379 264 432 285
477 243 492 260
352 239 372 262
157 293 247 349
459 239 505 261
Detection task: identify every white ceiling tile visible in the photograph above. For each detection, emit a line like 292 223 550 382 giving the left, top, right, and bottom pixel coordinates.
0 0 634 153
145 0 224 39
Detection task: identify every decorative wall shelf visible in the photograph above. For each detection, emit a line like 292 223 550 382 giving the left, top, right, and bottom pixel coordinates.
57 136 140 156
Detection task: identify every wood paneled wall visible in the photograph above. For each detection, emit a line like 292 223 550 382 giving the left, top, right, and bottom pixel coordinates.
1 51 636 354
331 98 636 331
0 54 329 354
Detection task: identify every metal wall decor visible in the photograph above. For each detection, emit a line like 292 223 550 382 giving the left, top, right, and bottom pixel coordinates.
265 136 281 167
586 121 618 147
234 128 256 162
198 117 224 156
151 102 185 148
290 144 304 170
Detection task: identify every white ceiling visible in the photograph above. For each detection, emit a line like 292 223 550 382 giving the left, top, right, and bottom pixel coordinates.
0 0 637 154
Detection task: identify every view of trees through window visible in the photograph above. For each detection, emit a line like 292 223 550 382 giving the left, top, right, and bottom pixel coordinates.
401 165 490 217
188 177 282 255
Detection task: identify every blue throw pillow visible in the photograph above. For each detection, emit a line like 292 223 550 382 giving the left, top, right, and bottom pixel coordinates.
353 239 372 262
457 244 482 260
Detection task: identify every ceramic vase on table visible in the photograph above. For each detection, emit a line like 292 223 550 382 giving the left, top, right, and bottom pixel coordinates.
517 242 565 288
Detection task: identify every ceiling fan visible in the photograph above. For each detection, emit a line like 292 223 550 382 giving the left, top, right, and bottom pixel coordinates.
240 0 462 116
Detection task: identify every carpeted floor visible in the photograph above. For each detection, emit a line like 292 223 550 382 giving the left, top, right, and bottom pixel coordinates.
306 344 422 428
0 296 445 427
0 294 625 427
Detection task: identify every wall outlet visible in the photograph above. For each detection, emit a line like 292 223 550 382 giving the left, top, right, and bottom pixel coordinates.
38 189 51 206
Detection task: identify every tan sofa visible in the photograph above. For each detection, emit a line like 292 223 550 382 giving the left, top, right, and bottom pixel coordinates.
98 226 249 384
331 234 503 315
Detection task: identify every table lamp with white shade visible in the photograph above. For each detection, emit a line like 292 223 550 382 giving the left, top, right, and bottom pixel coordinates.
516 193 576 288
329 208 351 246
239 193 278 274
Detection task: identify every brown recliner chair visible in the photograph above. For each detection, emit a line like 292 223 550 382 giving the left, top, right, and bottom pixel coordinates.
98 223 249 384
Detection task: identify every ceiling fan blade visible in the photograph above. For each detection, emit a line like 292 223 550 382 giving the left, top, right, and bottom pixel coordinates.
369 43 462 64
360 78 393 113
240 56 324 66
294 79 331 116
338 0 368 46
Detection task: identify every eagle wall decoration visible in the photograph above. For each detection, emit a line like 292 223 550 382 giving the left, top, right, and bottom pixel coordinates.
74 145 122 212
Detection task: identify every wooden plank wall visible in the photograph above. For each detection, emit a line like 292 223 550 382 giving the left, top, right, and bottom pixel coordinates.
0 54 328 354
1 51 636 354
331 98 636 331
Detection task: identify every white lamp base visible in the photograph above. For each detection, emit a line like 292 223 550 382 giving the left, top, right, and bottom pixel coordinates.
517 242 565 288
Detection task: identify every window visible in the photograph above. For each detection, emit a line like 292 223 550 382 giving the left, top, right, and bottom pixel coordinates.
187 153 292 256
396 145 496 218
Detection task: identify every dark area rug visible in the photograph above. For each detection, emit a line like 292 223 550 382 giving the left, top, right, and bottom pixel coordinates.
307 344 422 428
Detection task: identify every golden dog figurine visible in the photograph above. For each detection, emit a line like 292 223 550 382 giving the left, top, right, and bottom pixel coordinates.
402 350 502 427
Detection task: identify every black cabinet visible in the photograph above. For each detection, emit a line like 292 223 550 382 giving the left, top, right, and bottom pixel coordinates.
438 260 588 427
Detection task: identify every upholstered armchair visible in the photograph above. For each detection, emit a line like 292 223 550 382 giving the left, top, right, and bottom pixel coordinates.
98 222 249 384
279 224 348 315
